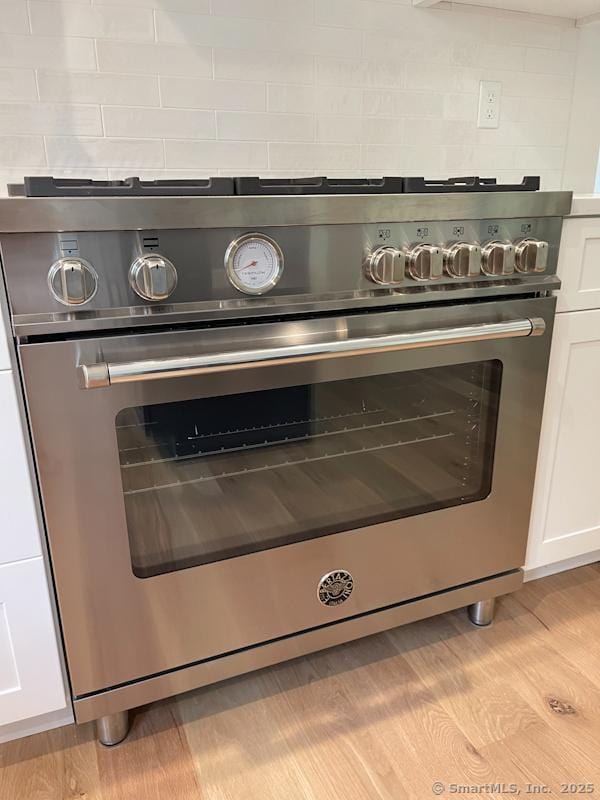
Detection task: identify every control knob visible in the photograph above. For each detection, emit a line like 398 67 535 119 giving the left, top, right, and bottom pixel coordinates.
365 246 405 285
481 241 515 277
48 257 98 306
515 238 549 273
407 244 443 281
444 242 482 278
129 253 178 301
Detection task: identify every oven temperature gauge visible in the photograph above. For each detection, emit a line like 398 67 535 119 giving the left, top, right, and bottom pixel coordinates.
225 233 284 295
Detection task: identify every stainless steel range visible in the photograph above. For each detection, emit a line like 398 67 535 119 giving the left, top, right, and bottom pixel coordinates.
0 175 572 746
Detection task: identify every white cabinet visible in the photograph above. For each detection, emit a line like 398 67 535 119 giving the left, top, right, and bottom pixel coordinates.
557 218 600 314
0 326 70 735
0 558 66 725
526 309 600 570
0 371 45 565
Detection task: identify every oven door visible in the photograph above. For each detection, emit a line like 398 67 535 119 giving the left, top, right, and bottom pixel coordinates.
19 295 555 697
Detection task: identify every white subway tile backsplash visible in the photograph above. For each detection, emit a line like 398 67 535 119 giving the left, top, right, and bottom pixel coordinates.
97 41 212 77
0 135 46 166
29 2 154 41
157 12 361 57
524 47 576 76
316 58 404 89
214 48 313 84
482 69 573 99
514 146 565 171
103 107 216 139
46 136 165 167
404 64 479 94
38 72 159 106
476 44 527 72
362 144 444 172
165 140 267 169
361 117 404 145
211 0 314 24
0 103 102 135
316 0 412 34
269 142 360 171
267 85 315 114
317 116 362 144
0 34 95 70
517 96 572 127
217 112 314 142
314 87 362 115
0 69 37 101
0 2 29 35
0 0 581 189
267 85 362 115
442 93 477 122
444 144 516 172
94 0 209 9
362 90 443 118
161 77 265 112
402 118 452 147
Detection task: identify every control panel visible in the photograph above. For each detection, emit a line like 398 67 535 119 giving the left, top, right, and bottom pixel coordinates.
0 214 563 329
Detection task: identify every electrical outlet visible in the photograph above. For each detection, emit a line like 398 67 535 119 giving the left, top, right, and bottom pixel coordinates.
477 81 501 129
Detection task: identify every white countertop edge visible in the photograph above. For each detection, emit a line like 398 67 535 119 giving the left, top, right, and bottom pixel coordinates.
569 195 600 217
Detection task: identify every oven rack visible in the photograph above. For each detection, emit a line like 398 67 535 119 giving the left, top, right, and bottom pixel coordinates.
123 429 456 495
116 405 388 453
120 409 456 470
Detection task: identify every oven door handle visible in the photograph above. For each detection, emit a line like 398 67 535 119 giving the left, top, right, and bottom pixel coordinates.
79 316 546 389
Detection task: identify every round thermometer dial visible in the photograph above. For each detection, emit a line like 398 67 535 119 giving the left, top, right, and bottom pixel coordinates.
225 233 284 295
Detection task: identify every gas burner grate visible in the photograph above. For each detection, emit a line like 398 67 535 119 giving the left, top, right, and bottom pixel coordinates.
233 176 405 195
7 174 541 197
402 176 540 193
7 176 235 197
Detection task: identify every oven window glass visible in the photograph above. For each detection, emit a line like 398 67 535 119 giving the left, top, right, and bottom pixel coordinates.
116 361 502 578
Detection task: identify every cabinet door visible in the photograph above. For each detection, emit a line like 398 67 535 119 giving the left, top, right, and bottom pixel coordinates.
527 310 600 569
0 558 66 725
0 370 43 565
557 218 600 313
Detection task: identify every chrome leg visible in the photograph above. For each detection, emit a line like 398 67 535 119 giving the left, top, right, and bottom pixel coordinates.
468 597 496 627
96 710 130 746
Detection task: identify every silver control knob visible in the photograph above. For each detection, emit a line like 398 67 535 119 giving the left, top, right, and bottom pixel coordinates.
365 246 405 285
48 257 98 306
407 244 443 281
443 242 482 279
515 238 549 273
481 241 515 277
129 253 177 301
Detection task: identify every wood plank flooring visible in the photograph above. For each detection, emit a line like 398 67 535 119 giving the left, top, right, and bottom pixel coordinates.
2 564 600 800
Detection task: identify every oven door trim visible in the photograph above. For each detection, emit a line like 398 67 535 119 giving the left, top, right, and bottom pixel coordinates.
19 295 556 697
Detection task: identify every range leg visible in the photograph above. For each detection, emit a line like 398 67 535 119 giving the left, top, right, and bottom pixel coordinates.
96 710 130 746
468 597 496 627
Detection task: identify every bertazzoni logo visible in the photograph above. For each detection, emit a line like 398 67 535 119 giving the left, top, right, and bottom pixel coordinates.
318 570 354 607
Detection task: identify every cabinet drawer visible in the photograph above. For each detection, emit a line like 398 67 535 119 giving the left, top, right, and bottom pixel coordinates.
0 370 43 565
557 218 600 313
0 557 66 726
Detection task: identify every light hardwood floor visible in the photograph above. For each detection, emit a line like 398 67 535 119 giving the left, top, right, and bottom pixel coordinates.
2 564 600 800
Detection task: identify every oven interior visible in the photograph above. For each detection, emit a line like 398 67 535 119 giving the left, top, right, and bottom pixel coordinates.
116 359 502 578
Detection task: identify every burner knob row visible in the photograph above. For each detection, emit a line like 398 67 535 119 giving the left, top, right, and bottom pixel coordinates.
366 238 549 286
